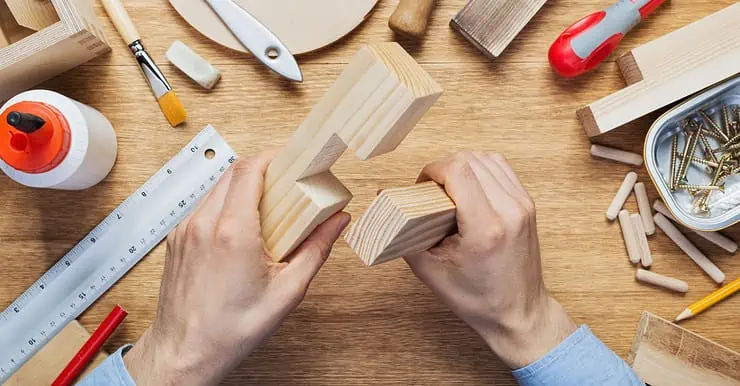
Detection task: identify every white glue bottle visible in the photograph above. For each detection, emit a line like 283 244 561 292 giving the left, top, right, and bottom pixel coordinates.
0 90 117 190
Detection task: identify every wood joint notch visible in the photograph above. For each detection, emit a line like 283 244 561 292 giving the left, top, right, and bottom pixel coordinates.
346 181 457 266
260 43 443 261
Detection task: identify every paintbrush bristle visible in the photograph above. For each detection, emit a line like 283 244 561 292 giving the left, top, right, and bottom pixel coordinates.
158 91 187 127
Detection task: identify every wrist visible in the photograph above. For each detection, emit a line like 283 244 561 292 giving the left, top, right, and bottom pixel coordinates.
123 327 213 386
477 296 577 369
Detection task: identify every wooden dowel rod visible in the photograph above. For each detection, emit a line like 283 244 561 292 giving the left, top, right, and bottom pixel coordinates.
634 182 655 235
590 144 644 166
607 171 638 221
653 213 725 284
636 268 688 293
619 210 641 265
631 213 653 268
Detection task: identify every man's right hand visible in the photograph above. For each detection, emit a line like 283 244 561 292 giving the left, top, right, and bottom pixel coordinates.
404 151 577 369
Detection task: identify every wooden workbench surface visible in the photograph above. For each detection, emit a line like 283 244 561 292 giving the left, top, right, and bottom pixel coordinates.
2 0 738 384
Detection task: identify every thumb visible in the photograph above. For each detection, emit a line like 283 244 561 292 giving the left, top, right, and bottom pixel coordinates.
280 212 351 288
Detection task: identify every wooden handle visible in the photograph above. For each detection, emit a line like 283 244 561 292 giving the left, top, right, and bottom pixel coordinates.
100 0 141 44
389 0 435 39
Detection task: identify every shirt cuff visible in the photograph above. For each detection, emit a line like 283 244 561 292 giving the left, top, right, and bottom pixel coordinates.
77 345 136 386
512 325 644 386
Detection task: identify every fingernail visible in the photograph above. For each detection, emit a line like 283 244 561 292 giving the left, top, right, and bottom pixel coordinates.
337 212 351 232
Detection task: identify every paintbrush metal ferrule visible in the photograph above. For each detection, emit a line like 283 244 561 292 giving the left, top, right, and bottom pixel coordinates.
129 40 172 99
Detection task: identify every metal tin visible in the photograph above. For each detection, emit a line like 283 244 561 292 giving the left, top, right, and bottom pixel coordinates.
645 74 740 231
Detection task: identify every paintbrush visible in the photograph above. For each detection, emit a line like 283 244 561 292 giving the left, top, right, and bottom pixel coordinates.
101 0 186 127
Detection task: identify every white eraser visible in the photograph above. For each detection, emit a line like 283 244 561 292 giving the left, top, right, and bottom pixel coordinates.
166 40 221 90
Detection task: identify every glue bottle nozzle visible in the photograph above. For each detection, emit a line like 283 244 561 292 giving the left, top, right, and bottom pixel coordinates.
7 111 46 134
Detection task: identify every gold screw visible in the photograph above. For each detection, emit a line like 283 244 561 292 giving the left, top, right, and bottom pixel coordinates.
677 184 725 192
723 105 732 138
700 111 729 142
676 127 701 186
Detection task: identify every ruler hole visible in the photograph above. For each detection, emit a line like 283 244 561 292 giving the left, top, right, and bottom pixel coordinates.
205 149 216 160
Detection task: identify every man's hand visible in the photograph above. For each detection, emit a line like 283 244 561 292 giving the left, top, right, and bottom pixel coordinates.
405 151 576 369
123 153 351 385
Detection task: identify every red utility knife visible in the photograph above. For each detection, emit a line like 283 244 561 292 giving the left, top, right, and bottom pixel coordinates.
549 0 666 78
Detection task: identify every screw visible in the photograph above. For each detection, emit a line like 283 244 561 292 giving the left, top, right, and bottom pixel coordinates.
676 127 701 186
699 131 719 164
723 105 732 138
678 184 725 192
700 111 729 142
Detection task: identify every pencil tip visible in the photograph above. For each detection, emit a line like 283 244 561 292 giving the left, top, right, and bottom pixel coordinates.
675 309 692 322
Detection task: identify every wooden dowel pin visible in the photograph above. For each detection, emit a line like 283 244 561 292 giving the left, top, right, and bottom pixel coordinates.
590 144 644 166
653 200 738 253
653 213 725 284
607 171 638 221
619 210 641 265
389 0 436 39
636 268 689 293
630 213 653 268
633 182 655 235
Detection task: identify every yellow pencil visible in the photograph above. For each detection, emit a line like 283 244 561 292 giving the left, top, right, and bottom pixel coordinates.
675 278 740 322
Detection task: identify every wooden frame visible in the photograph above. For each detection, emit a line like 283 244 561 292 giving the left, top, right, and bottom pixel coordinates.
0 0 110 102
578 3 740 139
450 0 547 59
260 43 443 261
346 182 456 266
627 312 740 385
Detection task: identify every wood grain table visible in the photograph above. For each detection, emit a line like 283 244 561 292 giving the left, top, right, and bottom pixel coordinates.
2 0 739 384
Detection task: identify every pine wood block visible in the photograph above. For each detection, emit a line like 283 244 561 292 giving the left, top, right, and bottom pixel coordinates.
6 321 108 385
345 182 456 266
5 0 59 31
627 312 740 386
261 43 443 261
578 3 740 139
0 0 110 102
450 0 547 59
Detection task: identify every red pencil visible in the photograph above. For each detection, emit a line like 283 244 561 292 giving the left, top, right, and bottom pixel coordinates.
52 305 128 386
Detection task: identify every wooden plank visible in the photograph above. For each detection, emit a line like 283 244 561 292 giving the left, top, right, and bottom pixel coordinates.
6 320 108 385
627 312 740 386
260 42 443 261
450 0 547 59
345 182 456 266
578 3 740 139
5 0 60 31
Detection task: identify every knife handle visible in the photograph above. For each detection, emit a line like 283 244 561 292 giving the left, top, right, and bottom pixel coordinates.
100 0 141 45
389 0 436 39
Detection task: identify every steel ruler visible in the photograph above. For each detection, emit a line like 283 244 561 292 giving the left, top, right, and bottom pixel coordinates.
0 125 236 381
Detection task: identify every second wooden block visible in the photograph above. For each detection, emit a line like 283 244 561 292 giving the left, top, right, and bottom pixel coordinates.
346 182 456 266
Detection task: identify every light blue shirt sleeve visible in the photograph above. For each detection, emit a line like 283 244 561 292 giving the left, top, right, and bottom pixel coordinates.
512 325 644 386
79 325 643 385
77 345 136 386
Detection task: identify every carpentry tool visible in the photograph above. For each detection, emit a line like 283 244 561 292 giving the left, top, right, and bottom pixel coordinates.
204 0 302 82
0 126 236 382
0 90 117 190
169 0 378 56
100 0 186 127
52 305 127 386
675 278 740 322
389 0 435 39
549 0 666 78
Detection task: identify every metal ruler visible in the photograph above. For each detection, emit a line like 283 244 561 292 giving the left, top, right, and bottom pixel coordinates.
0 125 236 381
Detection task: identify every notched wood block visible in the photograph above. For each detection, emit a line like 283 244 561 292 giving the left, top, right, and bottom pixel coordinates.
628 312 740 386
346 182 456 266
260 42 443 261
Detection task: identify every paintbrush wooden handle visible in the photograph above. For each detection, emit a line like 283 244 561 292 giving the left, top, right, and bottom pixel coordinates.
100 0 141 44
389 0 435 39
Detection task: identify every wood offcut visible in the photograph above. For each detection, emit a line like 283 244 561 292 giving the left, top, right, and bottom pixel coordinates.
346 181 456 266
260 42 443 261
578 3 740 139
628 312 740 386
450 0 547 59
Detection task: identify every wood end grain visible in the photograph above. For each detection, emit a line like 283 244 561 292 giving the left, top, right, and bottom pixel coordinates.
617 52 645 86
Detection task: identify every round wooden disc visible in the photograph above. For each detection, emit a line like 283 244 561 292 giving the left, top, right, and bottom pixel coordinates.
169 0 379 55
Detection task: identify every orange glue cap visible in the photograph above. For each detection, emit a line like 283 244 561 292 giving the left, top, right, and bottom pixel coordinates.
0 101 71 174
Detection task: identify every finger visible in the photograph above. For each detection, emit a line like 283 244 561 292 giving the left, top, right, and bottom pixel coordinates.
487 152 529 197
417 155 498 235
190 168 234 224
279 212 351 289
470 151 521 205
220 151 277 230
